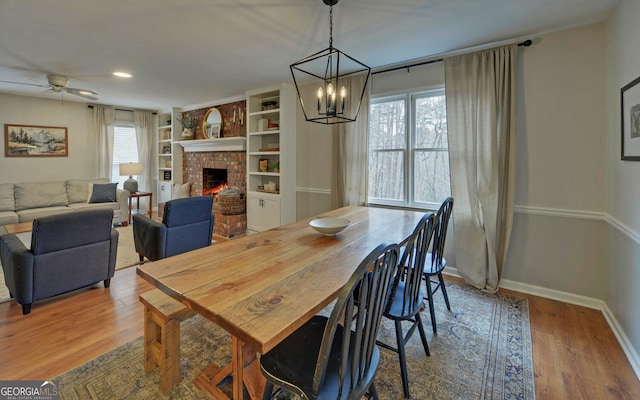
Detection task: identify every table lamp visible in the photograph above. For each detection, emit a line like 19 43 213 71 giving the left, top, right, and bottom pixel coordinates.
119 162 143 193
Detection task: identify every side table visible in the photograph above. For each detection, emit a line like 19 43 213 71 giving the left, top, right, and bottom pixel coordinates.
128 191 153 225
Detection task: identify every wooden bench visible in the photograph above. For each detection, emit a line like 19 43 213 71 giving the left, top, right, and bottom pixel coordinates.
139 289 195 392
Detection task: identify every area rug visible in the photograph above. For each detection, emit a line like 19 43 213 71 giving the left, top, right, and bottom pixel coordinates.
0 225 139 302
53 282 535 400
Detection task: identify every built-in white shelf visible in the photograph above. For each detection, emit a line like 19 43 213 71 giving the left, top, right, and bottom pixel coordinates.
174 137 247 152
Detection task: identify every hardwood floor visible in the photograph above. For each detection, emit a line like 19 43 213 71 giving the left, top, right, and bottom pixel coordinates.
0 268 638 399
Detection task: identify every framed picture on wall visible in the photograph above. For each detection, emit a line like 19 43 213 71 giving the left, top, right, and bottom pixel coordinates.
4 124 68 157
621 76 640 161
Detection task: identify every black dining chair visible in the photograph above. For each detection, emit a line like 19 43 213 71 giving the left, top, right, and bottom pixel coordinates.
378 212 436 398
259 242 400 400
423 197 454 334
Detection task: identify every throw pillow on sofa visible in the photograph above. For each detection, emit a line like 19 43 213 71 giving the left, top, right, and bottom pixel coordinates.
67 179 110 204
172 182 191 199
14 182 68 210
89 183 117 203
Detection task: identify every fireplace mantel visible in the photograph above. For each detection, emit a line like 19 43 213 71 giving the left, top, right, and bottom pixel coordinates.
174 137 246 152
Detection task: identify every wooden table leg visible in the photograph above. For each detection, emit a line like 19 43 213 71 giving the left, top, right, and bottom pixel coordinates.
233 336 266 400
194 336 265 400
128 198 133 224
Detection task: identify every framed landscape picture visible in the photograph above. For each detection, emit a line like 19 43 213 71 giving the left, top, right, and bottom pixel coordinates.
621 76 640 161
4 124 68 157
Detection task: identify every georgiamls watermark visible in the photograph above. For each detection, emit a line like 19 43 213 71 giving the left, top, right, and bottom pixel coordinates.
0 380 59 400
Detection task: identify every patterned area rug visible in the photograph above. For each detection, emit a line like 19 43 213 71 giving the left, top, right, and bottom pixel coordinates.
54 281 535 400
0 225 139 302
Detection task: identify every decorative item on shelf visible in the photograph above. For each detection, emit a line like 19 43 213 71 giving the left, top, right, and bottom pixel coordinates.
271 162 280 173
290 0 371 124
203 107 223 139
261 100 278 110
231 106 244 126
163 171 172 181
162 145 171 154
259 159 269 172
176 117 197 140
267 121 279 130
265 181 277 192
209 124 221 138
259 118 269 131
119 162 143 193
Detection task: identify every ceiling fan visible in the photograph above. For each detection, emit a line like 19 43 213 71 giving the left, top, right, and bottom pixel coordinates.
0 73 99 100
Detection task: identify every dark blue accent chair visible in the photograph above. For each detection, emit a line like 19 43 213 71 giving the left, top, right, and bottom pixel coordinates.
133 196 214 262
0 208 118 315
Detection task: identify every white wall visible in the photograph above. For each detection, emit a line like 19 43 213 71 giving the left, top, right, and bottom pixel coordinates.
503 23 607 299
605 0 640 366
0 94 96 183
295 84 332 220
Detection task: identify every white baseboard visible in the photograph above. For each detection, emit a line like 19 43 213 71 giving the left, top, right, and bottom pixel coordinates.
442 267 640 381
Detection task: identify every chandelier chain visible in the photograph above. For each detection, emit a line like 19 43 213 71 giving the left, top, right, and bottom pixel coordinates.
329 5 333 48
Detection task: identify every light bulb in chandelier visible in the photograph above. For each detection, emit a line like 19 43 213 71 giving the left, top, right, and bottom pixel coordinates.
316 83 348 116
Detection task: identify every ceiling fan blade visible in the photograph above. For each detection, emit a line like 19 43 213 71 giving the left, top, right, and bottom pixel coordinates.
0 80 49 89
65 87 99 100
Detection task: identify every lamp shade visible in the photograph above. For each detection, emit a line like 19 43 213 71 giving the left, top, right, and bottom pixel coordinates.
119 162 143 177
119 162 143 193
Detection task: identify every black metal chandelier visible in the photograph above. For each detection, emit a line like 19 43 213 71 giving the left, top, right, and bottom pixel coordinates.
290 0 371 125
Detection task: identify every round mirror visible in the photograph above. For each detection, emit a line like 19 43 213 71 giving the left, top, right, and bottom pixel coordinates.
203 107 223 139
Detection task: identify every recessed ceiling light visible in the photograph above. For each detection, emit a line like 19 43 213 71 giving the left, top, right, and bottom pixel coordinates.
113 71 132 78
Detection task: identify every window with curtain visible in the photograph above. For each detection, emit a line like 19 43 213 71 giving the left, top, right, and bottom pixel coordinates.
368 88 450 209
111 120 139 188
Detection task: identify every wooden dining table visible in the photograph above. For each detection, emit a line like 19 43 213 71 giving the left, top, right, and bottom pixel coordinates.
136 205 426 400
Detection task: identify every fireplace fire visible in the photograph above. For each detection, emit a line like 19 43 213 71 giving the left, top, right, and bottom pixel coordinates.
203 168 228 199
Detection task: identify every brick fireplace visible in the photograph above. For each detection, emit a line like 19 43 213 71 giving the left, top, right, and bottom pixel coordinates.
184 151 247 238
177 101 247 238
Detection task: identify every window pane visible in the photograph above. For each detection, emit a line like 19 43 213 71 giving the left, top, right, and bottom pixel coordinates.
415 94 447 149
112 125 139 188
369 99 406 150
368 150 404 201
368 89 448 209
414 150 451 204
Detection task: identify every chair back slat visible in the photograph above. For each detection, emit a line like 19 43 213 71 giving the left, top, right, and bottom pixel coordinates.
388 213 436 317
431 197 454 271
312 242 400 398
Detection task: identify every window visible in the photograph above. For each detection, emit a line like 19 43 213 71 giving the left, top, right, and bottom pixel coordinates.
368 89 450 209
112 123 139 188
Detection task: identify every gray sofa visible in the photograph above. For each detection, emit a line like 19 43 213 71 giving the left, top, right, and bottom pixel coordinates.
0 208 118 314
0 179 129 226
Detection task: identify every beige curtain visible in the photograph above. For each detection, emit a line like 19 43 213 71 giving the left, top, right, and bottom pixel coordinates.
331 74 370 208
93 106 115 179
133 110 155 192
444 44 517 292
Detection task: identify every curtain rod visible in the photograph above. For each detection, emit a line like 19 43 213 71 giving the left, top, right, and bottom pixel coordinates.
372 39 532 75
87 105 157 115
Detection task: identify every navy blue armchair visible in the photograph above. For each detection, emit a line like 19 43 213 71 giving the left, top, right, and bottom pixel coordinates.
133 196 214 262
0 209 118 315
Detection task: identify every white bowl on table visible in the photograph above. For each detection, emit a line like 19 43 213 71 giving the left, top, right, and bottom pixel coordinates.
309 218 351 236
